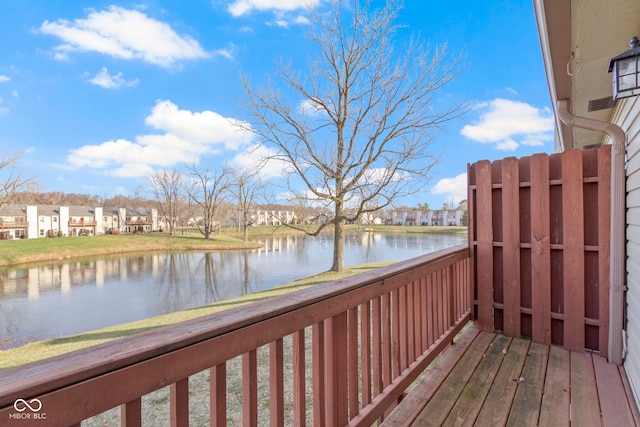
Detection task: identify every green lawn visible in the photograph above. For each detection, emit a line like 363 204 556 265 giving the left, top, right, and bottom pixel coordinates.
0 225 467 268
0 232 261 267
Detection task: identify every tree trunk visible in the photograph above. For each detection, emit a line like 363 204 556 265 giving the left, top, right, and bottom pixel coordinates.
330 201 345 272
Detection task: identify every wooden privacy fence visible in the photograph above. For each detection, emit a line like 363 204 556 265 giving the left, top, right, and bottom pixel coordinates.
468 145 611 356
0 246 471 427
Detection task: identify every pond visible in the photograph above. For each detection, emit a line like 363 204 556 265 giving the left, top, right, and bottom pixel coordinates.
0 232 467 348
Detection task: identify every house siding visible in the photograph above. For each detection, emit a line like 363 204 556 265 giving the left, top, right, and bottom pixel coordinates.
613 96 640 402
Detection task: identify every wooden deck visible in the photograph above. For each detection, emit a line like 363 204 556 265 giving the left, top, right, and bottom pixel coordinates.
382 324 640 427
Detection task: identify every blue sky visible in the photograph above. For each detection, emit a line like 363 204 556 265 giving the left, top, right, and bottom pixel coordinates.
0 0 553 209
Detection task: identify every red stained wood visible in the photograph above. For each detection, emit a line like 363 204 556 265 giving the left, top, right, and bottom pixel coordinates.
475 160 494 331
593 354 636 427
325 313 349 426
292 330 306 426
382 329 638 427
562 150 585 352
121 398 142 427
468 146 610 354
210 363 226 427
382 293 393 388
399 286 408 372
372 296 383 398
242 351 258 427
312 322 325 427
269 339 284 427
531 153 552 344
348 307 359 419
426 274 435 348
170 378 189 427
360 302 372 407
570 352 601 427
502 157 521 337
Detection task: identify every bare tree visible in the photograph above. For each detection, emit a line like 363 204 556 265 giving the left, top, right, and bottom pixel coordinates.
148 169 186 236
232 170 266 242
184 163 231 239
240 0 466 271
0 152 36 211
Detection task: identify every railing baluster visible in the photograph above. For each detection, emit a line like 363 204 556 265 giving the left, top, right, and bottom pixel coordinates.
210 363 227 427
121 397 141 427
312 322 325 427
242 350 258 426
449 264 455 328
382 292 392 388
372 296 383 399
170 378 189 427
270 339 284 427
398 286 407 373
348 307 359 419
325 313 348 426
436 270 444 337
413 279 422 358
293 329 306 427
419 276 428 353
360 301 372 407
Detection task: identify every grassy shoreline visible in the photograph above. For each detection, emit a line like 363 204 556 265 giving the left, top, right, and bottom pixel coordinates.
0 261 392 368
0 225 467 367
0 225 466 268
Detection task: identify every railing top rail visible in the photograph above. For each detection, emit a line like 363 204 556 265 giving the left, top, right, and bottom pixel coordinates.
0 244 469 407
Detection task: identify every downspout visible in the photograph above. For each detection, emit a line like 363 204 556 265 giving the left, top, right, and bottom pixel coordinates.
557 99 626 364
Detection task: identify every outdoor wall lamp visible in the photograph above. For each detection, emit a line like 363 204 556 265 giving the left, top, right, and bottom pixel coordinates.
609 36 640 100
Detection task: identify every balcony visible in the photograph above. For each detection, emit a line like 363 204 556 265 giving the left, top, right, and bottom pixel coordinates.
69 219 96 227
0 218 28 228
0 242 638 426
0 145 637 426
126 218 153 225
0 246 472 426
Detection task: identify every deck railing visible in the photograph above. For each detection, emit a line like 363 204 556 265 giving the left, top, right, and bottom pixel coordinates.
0 245 471 426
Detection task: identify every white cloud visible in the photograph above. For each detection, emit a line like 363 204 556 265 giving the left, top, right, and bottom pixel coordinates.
65 100 253 177
460 98 553 151
39 6 210 67
145 100 249 150
0 75 10 82
229 143 288 178
431 173 467 203
213 47 235 60
297 98 324 116
11 90 18 97
228 0 320 17
89 67 139 89
228 0 318 27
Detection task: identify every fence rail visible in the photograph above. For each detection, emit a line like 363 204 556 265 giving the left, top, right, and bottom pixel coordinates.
0 245 471 426
468 145 611 356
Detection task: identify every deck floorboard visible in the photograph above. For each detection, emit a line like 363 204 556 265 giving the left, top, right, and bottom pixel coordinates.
382 324 640 427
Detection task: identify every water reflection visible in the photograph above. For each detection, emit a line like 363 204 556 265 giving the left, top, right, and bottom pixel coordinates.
0 232 466 348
